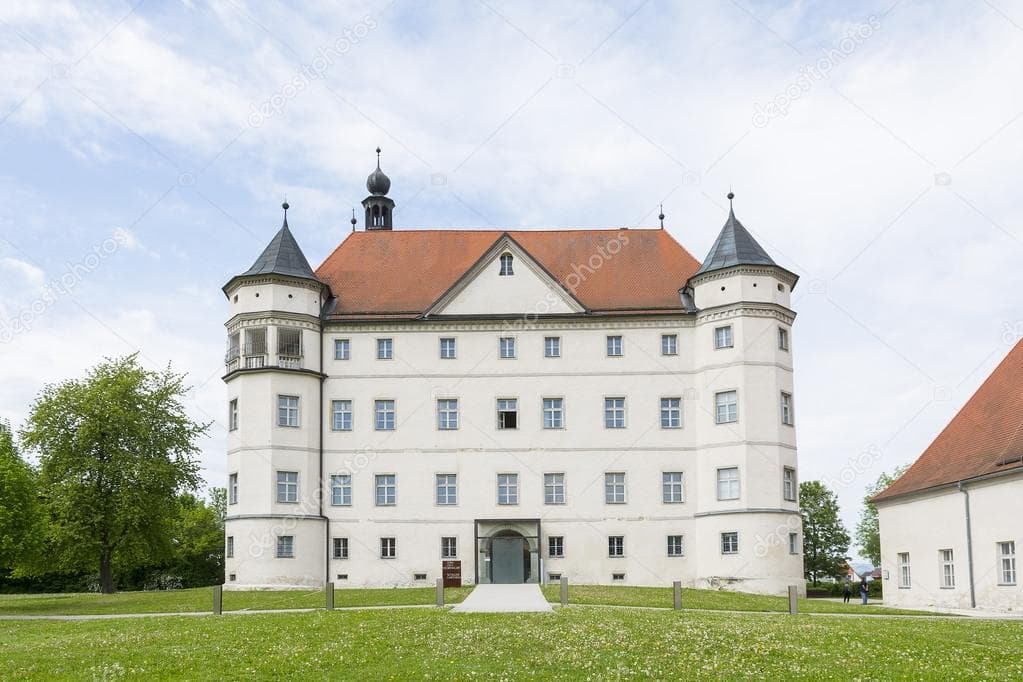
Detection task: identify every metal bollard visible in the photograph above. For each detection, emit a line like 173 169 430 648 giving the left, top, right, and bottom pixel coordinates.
560 576 568 606
326 581 334 611
788 585 799 615
213 584 223 615
673 581 682 610
436 577 444 606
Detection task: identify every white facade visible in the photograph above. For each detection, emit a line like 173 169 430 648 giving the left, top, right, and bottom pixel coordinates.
223 228 803 595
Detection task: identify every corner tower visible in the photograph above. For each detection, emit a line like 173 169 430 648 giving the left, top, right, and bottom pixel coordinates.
362 147 394 230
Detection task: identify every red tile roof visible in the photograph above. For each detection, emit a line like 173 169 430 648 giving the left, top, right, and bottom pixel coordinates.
314 229 700 318
874 339 1023 502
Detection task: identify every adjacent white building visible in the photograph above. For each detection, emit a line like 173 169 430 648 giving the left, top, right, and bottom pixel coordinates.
875 339 1023 611
223 155 803 594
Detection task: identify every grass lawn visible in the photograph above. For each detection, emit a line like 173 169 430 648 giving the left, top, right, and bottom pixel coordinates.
1 606 1019 680
0 586 472 616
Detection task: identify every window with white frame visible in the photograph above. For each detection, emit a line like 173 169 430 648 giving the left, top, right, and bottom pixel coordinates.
660 397 682 429
228 473 238 505
543 398 564 429
717 467 740 501
544 473 566 504
436 474 457 505
497 398 518 429
375 400 396 431
244 327 267 367
439 337 456 359
940 549 955 588
661 334 678 355
277 395 299 427
721 532 739 554
276 535 294 558
999 541 1017 585
330 474 352 506
276 471 298 503
226 332 240 364
437 399 459 430
606 335 623 357
667 535 684 557
497 473 519 505
781 392 794 425
277 327 302 363
898 552 911 588
608 536 625 557
714 325 733 349
441 536 458 559
375 474 396 506
604 397 626 429
788 533 799 554
778 327 789 351
548 536 564 558
334 338 350 360
605 472 626 504
783 467 797 502
380 537 396 559
499 253 514 276
544 336 561 358
376 338 393 360
332 400 353 431
662 472 684 504
715 390 738 424
333 537 349 560
228 399 238 431
226 536 234 558
499 337 516 358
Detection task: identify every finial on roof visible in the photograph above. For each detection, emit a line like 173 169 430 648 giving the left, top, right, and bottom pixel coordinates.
367 147 391 196
658 203 665 229
376 146 382 168
350 208 357 231
282 197 290 226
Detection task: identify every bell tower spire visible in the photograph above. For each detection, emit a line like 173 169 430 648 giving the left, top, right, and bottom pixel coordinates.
362 146 395 230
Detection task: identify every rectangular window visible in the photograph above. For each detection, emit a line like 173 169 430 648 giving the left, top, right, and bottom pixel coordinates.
548 536 564 558
721 532 739 554
789 533 799 554
276 535 294 558
606 335 623 357
605 472 626 504
783 467 797 502
226 536 234 558
331 400 353 431
375 474 396 506
334 338 350 360
940 549 955 588
778 327 789 351
660 397 682 429
662 472 684 504
374 400 396 431
277 395 300 427
543 398 564 429
715 390 738 424
376 338 393 360
228 399 238 431
714 325 733 349
717 467 740 501
244 327 267 367
999 541 1017 585
441 536 458 559
781 392 794 425
544 336 561 358
380 537 396 559
544 473 566 505
228 473 238 505
497 398 518 429
612 572 625 582
497 473 519 505
604 397 626 429
330 474 352 506
437 399 459 430
439 337 456 359
499 337 516 358
608 536 625 557
667 535 684 557
661 334 678 355
898 552 911 588
436 474 457 505
333 537 349 560
277 327 302 360
276 471 298 503
226 332 240 363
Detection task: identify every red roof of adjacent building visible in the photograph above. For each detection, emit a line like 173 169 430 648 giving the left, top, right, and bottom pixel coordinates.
314 229 701 318
873 339 1023 502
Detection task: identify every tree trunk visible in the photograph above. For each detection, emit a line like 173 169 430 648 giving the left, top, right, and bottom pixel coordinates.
99 549 115 594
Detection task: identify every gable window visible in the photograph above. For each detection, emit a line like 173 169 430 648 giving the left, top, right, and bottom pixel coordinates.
544 336 561 358
721 532 739 555
667 535 684 557
437 399 459 430
436 474 457 505
334 338 350 360
277 327 302 367
499 337 516 359
380 537 396 559
661 334 678 356
276 535 294 558
375 474 396 506
333 537 349 560
440 337 456 359
244 327 267 368
332 400 353 431
497 398 518 429
781 392 794 425
330 474 352 506
548 536 564 558
544 473 566 504
226 536 234 558
608 536 625 558
441 537 458 559
605 472 626 504
778 327 789 351
497 473 519 505
717 467 740 501
374 400 396 431
376 338 393 360
715 390 738 424
898 552 911 588
499 253 514 276
788 533 800 554
783 467 797 502
228 399 238 431
999 541 1017 585
543 398 564 429
662 472 684 504
606 335 623 357
228 473 238 505
714 325 733 349
276 471 298 503
940 549 955 588
277 395 300 427
604 397 626 429
660 397 682 429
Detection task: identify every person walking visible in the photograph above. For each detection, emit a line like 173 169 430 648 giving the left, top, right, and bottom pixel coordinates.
842 581 852 604
859 577 869 605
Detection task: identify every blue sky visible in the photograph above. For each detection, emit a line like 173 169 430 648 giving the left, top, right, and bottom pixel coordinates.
2 1 1022 553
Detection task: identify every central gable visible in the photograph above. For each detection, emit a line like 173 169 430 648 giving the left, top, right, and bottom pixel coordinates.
427 236 584 316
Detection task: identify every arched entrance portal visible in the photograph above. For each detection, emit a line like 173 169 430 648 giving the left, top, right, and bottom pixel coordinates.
491 530 529 584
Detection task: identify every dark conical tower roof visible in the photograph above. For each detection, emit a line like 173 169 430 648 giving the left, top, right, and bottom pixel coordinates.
241 220 317 280
694 197 776 276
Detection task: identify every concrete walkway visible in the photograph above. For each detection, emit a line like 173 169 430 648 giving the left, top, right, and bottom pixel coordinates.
450 584 553 613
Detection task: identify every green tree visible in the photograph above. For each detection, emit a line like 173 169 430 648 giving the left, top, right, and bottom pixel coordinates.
0 421 44 571
20 355 207 593
799 481 851 585
166 492 224 587
855 466 909 566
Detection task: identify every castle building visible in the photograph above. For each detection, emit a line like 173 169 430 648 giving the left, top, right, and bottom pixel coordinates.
222 154 802 594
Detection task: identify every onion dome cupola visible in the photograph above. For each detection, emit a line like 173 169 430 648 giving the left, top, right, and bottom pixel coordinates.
362 147 395 230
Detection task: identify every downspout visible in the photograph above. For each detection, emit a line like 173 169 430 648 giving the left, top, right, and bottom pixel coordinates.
319 304 329 586
957 481 976 608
